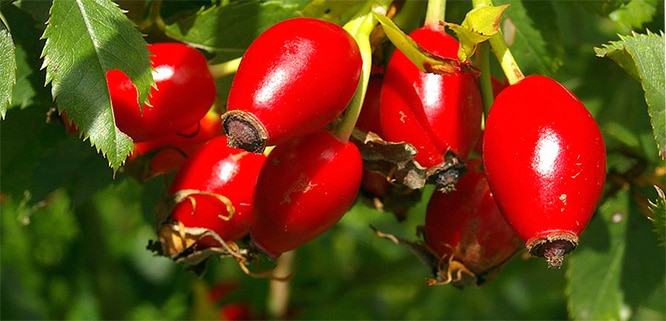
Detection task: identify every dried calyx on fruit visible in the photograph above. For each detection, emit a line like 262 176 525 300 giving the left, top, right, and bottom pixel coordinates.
221 17 362 153
483 75 606 268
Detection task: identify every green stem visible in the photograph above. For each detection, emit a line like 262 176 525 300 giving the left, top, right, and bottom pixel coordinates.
137 0 166 31
267 250 295 320
471 0 524 85
476 42 494 120
424 0 447 28
334 1 390 143
207 57 242 79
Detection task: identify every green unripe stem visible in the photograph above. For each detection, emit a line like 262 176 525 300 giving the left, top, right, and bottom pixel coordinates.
424 0 447 28
207 57 242 79
335 1 389 143
488 32 523 84
471 0 524 85
476 42 494 120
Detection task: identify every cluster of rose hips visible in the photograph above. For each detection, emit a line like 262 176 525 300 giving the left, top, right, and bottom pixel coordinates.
85 13 605 286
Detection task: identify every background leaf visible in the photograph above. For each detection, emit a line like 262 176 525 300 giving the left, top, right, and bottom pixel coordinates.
566 187 666 320
0 13 16 118
40 0 154 171
494 0 564 76
595 30 666 159
164 0 301 54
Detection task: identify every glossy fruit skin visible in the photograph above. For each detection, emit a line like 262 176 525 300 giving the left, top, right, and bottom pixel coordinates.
222 18 362 152
109 43 216 142
483 75 606 263
166 135 266 244
380 26 483 167
425 159 521 284
128 109 223 178
250 130 363 258
355 73 385 136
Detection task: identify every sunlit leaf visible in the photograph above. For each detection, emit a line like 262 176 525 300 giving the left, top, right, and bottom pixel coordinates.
445 4 508 61
595 30 666 159
40 0 153 171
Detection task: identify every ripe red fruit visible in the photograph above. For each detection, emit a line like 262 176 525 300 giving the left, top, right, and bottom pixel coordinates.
156 135 266 261
379 26 483 167
128 109 223 178
250 130 363 258
425 159 521 286
355 73 385 136
483 75 606 268
109 43 216 142
221 18 362 153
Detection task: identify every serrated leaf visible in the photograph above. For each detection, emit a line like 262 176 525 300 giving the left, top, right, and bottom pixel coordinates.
648 186 666 244
595 31 666 159
41 0 153 171
446 4 509 61
373 13 478 75
3 3 51 111
566 189 632 321
164 0 301 54
494 0 563 75
0 14 16 119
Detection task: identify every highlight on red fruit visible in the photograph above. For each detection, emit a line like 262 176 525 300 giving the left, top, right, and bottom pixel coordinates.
109 42 216 142
153 135 266 266
483 75 606 268
424 159 522 287
221 17 362 153
379 25 483 167
250 130 363 258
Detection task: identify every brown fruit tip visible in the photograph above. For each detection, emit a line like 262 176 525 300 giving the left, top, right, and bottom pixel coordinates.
526 231 578 269
221 110 268 153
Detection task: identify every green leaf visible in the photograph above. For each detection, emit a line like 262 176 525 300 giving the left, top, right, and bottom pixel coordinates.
300 0 365 24
574 0 630 16
567 187 666 320
595 30 666 159
494 0 564 75
2 3 52 111
373 13 478 75
566 190 632 321
0 14 16 119
164 0 301 54
648 186 666 245
609 0 660 28
445 4 509 62
40 0 154 171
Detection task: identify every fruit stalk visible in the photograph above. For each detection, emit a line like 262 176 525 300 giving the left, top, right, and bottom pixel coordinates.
267 250 295 319
335 2 389 143
424 0 446 28
472 0 524 85
208 57 242 79
475 42 494 117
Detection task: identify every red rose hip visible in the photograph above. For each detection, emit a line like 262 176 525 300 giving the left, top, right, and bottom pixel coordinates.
380 26 483 167
109 43 216 142
222 18 362 153
483 75 606 268
250 130 363 258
